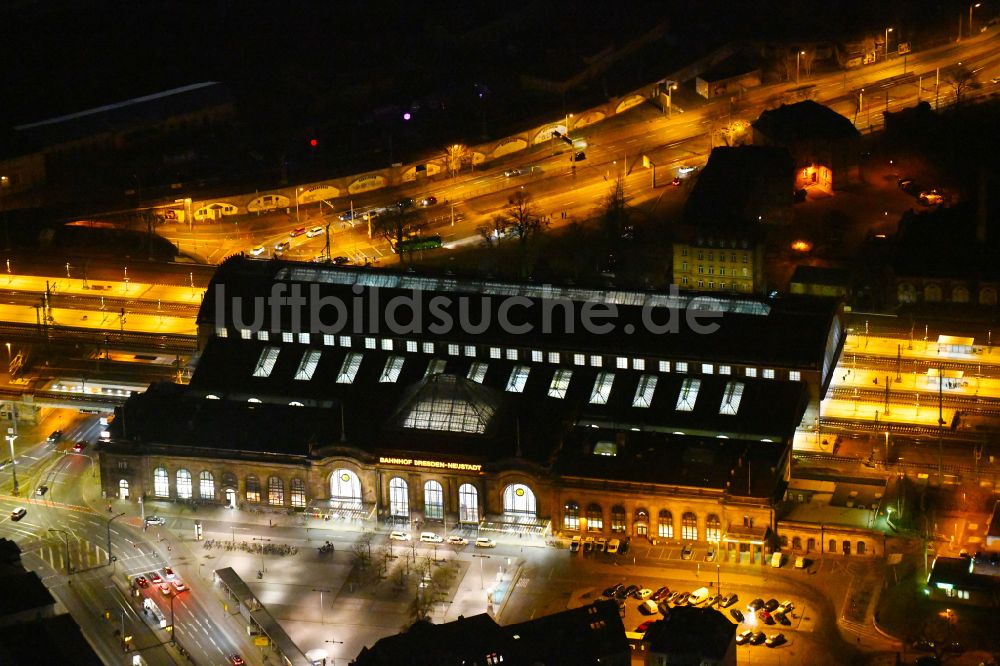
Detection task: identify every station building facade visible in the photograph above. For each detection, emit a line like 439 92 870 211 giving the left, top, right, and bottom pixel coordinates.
98 257 845 564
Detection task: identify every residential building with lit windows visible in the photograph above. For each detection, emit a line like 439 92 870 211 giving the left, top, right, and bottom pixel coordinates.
671 230 764 294
98 257 844 564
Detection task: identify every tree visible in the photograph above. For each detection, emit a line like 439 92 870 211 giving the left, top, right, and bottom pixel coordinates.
372 206 424 260
597 176 630 243
945 64 976 108
476 215 509 249
495 190 547 277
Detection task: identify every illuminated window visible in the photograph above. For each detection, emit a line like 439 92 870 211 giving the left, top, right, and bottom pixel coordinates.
701 363 713 374
336 353 363 383
244 476 261 503
706 514 721 541
658 510 674 538
763 368 775 379
425 358 447 376
390 477 409 517
199 471 215 499
719 365 732 375
282 332 293 343
153 467 169 498
590 355 602 367
339 335 351 347
547 352 560 364
459 484 479 523
574 353 586 366
298 332 310 344
682 512 698 540
330 469 361 503
676 361 688 373
381 338 393 351
745 367 758 378
548 369 573 398
589 372 615 405
268 476 284 506
240 329 251 340
506 365 530 393
490 347 501 359
586 504 603 530
379 355 405 383
294 349 322 380
364 337 376 349
676 378 701 411
257 330 270 341
720 381 745 415
467 362 488 383
448 344 459 356
633 358 645 371
616 356 628 369
323 334 334 346
506 348 518 361
633 374 658 408
503 484 536 515
564 501 580 530
252 347 280 377
406 340 417 353
464 345 476 357
789 370 801 381
531 350 543 363
424 480 444 519
176 469 192 499
659 360 670 373
422 342 434 354
611 505 626 533
290 478 307 508
593 441 617 456
216 327 228 338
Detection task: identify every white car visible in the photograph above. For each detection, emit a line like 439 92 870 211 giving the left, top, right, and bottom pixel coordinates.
636 588 653 600
678 165 697 175
250 245 266 256
419 532 444 543
475 537 496 548
306 226 325 238
503 168 522 177
389 531 411 541
447 536 469 546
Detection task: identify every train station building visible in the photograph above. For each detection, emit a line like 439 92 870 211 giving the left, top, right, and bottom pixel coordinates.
98 257 845 564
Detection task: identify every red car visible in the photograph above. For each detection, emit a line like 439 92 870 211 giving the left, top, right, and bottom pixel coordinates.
159 582 171 595
290 227 306 237
134 576 148 588
635 620 656 633
149 572 162 584
73 441 86 452
671 177 682 186
229 656 246 666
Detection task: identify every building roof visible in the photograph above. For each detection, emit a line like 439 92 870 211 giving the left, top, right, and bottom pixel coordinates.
681 146 794 229
354 600 628 665
752 100 861 143
790 265 851 288
698 54 761 83
0 615 103 666
892 203 1000 280
644 606 736 660
0 570 55 616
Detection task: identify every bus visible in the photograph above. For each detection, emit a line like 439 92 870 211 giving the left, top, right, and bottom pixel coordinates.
394 235 443 254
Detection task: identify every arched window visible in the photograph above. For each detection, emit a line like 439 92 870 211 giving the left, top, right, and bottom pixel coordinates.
331 469 362 506
658 510 673 539
706 514 721 542
424 480 444 520
176 469 192 499
828 539 836 553
610 505 626 533
503 484 536 515
153 467 169 498
221 472 237 489
459 484 479 523
268 476 284 506
681 512 698 540
564 501 580 530
290 478 306 508
586 503 603 531
199 471 215 500
857 541 866 555
246 475 261 503
389 477 409 517
119 479 130 499
792 536 801 550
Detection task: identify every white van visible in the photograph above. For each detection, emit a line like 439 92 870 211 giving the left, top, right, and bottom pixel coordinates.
606 538 621 554
420 532 443 543
688 587 711 605
771 551 784 568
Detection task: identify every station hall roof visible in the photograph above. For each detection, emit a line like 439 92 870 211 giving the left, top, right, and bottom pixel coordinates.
753 100 861 143
199 256 841 372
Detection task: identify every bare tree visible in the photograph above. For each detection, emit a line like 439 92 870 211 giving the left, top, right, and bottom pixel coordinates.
495 190 547 277
372 206 424 259
597 176 630 242
801 48 817 78
945 64 976 107
476 215 509 249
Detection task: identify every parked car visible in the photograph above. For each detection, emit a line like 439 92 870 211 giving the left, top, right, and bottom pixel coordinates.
776 601 795 615
688 587 711 606
606 538 620 554
134 576 148 588
10 507 26 521
736 630 754 645
503 168 522 177
447 536 469 546
730 609 745 623
720 593 739 608
638 600 659 615
145 516 166 526
775 611 791 625
708 594 722 607
757 610 774 624
289 227 306 237
570 536 581 553
331 256 350 265
750 631 766 645
595 537 607 552
652 586 670 602
475 537 496 548
681 543 694 560
583 536 595 553
35 485 48 497
763 599 780 613
149 572 163 584
47 431 63 442
705 545 716 562
765 633 786 647
603 584 624 598
419 532 443 543
623 584 640 598
274 241 291 254
636 588 653 600
389 531 411 541
306 226 325 237
748 598 765 611
250 245 266 256
673 592 691 605
635 619 656 632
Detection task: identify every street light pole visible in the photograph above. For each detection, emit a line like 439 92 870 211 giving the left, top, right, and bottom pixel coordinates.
169 590 188 644
796 50 804 83
107 512 126 566
884 27 893 61
968 3 981 39
667 83 677 117
473 554 491 590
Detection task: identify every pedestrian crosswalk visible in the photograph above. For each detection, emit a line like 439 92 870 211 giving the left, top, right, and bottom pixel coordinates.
36 536 106 573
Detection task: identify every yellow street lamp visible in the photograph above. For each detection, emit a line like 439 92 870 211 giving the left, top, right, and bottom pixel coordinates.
884 27 894 61
796 50 806 83
969 3 981 39
667 83 678 117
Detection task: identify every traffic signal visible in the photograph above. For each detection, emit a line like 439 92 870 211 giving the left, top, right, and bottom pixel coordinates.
309 138 318 147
